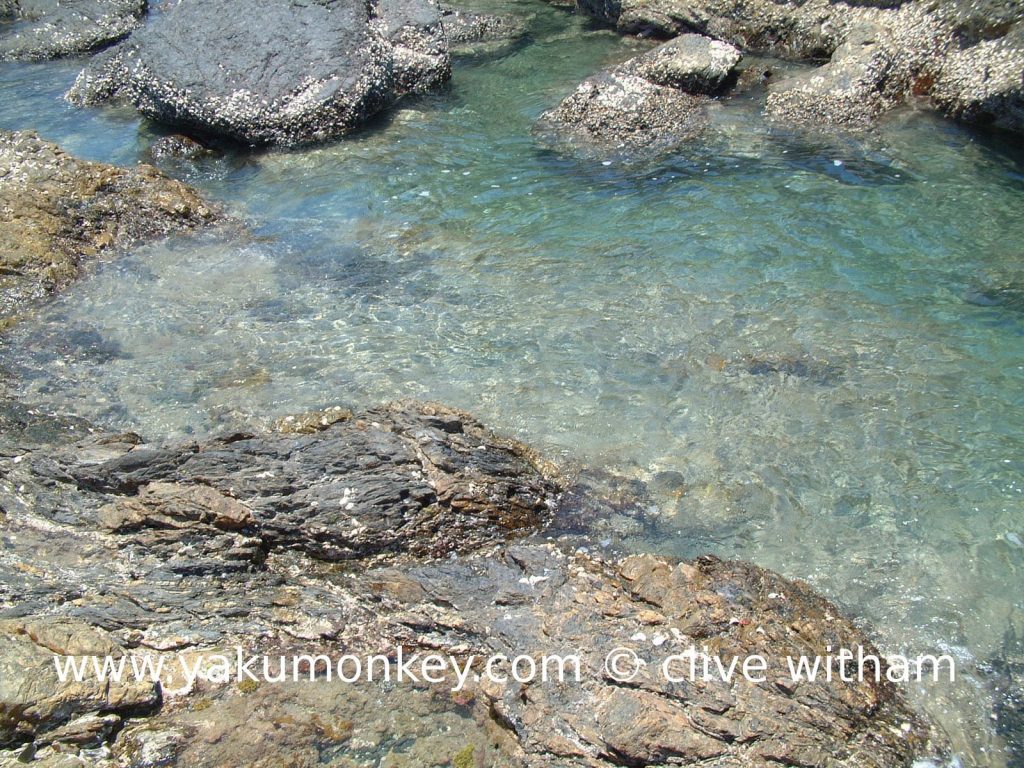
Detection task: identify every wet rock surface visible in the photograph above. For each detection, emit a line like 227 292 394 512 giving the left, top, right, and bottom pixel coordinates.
0 398 944 765
0 130 219 328
0 0 145 61
533 34 740 155
1 401 558 573
146 134 217 162
984 624 1024 768
67 0 453 146
440 6 528 54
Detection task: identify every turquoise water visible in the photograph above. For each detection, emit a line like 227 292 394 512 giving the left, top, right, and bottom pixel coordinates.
2 1 1024 763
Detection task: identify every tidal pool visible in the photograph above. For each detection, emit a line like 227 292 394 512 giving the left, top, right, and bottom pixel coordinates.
1 0 1022 763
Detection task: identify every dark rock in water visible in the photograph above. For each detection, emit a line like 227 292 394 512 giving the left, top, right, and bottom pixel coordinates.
0 399 97 454
743 354 845 385
0 130 219 328
147 134 217 161
0 401 945 764
963 282 1024 312
982 624 1024 767
550 467 653 541
0 0 145 61
533 34 740 156
67 0 452 146
440 6 527 54
775 134 912 186
51 324 128 363
51 400 559 563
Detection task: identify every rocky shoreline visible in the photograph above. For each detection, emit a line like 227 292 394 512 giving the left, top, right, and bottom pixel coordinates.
0 395 946 766
0 1 1020 763
1 0 1018 150
0 130 946 767
557 0 1023 137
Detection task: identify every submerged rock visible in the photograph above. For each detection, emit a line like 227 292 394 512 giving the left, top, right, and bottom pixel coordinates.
742 354 846 385
0 0 145 61
984 624 1024 767
440 6 528 54
67 0 452 146
962 281 1024 313
0 130 219 327
534 34 740 155
0 399 96 453
147 134 217 162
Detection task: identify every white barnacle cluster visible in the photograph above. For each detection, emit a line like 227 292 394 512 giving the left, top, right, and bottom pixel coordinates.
940 34 1024 105
338 487 357 511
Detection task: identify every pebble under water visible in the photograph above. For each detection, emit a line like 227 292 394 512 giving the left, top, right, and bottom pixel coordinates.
1 1 1023 764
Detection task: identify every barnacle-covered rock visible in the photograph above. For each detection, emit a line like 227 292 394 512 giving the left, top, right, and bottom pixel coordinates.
533 34 740 156
67 0 452 146
0 0 145 61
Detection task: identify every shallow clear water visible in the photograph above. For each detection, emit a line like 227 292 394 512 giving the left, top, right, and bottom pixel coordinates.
2 1 1024 763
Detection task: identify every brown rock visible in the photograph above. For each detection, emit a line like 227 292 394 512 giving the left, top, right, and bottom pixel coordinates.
0 130 219 326
0 617 158 747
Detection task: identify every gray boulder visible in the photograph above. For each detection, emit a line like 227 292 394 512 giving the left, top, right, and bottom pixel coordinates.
0 0 144 61
534 34 740 155
621 33 743 92
763 19 925 129
585 0 848 59
566 0 1024 135
66 0 452 146
762 4 1024 131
